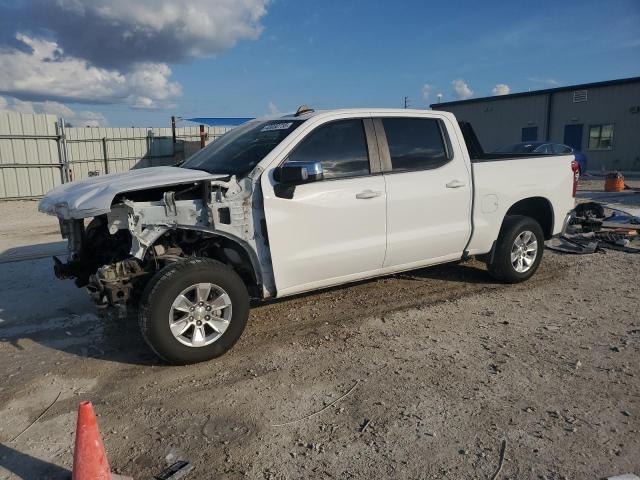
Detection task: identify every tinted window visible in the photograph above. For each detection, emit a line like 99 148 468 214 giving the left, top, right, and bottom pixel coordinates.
287 119 370 180
533 144 554 154
553 144 572 154
182 119 303 176
382 118 448 171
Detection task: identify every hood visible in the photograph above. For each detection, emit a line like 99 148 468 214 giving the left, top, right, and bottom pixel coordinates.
39 166 226 219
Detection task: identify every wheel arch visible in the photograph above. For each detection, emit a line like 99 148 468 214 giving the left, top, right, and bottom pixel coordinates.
503 196 555 240
148 226 265 298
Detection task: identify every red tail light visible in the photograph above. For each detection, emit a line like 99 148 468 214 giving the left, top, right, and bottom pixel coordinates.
571 160 579 197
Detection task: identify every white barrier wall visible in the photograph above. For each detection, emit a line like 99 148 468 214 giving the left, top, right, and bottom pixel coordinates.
0 112 232 199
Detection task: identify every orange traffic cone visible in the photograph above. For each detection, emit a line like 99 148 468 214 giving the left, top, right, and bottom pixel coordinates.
72 401 132 480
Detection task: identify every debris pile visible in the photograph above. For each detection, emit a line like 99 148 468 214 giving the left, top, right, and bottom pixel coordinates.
547 201 640 254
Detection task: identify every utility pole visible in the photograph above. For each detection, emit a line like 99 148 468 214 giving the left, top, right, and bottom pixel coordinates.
404 96 410 109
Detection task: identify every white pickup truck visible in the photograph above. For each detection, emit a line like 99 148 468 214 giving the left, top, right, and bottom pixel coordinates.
39 107 577 364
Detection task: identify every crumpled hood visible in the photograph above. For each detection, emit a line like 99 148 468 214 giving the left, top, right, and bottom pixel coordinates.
38 166 226 219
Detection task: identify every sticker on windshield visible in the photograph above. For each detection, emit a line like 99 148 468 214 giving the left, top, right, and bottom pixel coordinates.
261 122 293 132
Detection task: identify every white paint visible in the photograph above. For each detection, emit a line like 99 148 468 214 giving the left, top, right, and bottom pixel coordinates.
38 166 226 219
263 175 387 296
260 108 574 296
38 107 575 300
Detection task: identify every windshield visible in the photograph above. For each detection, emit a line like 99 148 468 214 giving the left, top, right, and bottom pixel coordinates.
182 119 304 175
494 142 541 153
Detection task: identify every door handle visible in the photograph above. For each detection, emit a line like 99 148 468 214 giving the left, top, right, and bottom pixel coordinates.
356 189 382 199
446 180 466 188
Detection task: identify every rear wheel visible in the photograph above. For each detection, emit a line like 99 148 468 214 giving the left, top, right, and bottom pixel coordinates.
487 215 544 283
138 258 249 364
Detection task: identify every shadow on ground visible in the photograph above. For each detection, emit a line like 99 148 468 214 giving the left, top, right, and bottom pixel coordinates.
0 254 496 366
0 443 70 480
0 257 158 366
0 241 67 264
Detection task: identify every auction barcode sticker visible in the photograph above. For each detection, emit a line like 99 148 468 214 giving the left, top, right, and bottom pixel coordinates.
261 122 293 132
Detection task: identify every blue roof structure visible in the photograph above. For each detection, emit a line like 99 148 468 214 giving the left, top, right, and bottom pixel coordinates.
185 117 254 126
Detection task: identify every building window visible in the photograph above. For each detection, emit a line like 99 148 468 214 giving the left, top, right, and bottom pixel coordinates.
588 124 614 150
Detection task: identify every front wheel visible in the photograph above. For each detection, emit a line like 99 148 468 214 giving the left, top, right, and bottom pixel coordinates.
487 215 544 283
138 258 249 364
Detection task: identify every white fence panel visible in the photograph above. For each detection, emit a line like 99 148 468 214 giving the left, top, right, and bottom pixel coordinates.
0 112 235 199
0 112 61 199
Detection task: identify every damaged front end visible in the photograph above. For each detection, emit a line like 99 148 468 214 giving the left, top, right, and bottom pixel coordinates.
47 172 272 307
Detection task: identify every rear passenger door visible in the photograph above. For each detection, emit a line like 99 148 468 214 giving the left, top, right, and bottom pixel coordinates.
376 116 472 268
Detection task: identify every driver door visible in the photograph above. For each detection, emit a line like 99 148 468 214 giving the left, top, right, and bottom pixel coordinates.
262 118 387 297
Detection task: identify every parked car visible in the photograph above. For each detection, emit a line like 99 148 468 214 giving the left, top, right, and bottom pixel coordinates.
39 107 577 364
494 142 587 174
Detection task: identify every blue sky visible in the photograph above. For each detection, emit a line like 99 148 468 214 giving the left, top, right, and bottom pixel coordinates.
1 0 639 127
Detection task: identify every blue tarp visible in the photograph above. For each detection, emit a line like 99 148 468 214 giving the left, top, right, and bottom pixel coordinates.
185 117 254 126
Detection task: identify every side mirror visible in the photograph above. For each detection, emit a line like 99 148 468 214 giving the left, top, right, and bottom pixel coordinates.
274 161 323 185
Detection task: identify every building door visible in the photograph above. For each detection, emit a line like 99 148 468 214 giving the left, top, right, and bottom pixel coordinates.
521 127 538 141
564 124 583 151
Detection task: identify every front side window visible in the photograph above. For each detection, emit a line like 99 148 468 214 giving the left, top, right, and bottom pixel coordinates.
182 119 304 176
588 124 614 150
382 118 448 172
287 119 370 180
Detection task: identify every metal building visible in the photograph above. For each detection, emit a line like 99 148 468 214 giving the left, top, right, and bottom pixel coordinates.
432 76 640 172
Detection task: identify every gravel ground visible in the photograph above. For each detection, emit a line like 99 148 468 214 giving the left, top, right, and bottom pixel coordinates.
0 182 639 480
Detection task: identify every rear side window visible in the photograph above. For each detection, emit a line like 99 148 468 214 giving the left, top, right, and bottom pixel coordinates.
382 118 449 172
534 144 554 154
287 119 370 180
555 145 572 154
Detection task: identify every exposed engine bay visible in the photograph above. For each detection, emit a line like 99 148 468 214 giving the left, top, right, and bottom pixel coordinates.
51 174 273 306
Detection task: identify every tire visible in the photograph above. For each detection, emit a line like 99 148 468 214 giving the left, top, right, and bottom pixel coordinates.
138 258 249 365
486 215 544 283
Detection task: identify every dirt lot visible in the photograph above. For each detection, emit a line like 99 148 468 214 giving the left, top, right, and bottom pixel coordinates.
1 181 639 479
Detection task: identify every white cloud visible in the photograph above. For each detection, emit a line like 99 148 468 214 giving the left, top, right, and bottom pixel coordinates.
527 77 560 86
11 99 36 114
0 34 181 108
22 0 269 69
491 84 510 96
452 79 473 99
0 1 269 109
267 101 280 115
75 110 109 127
0 95 107 126
40 101 75 118
422 84 433 100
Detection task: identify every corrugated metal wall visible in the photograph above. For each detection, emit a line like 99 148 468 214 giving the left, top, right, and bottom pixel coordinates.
434 79 640 171
0 112 232 200
0 113 62 199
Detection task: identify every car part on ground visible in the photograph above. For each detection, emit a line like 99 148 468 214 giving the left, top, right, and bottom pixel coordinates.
546 201 640 254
